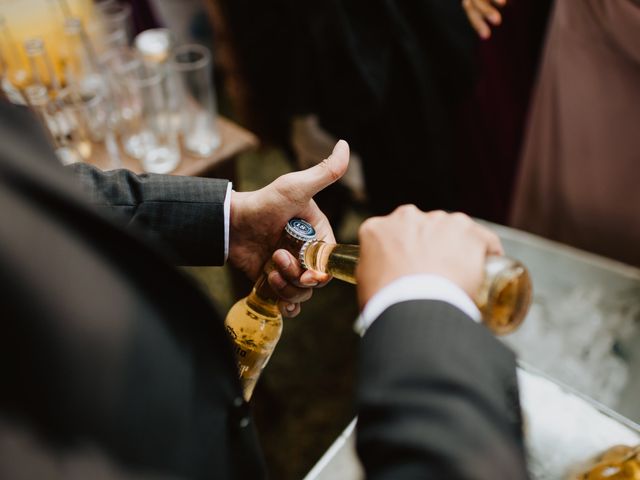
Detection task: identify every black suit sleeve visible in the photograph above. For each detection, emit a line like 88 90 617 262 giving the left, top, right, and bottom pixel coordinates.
68 163 229 266
356 300 528 480
0 418 179 480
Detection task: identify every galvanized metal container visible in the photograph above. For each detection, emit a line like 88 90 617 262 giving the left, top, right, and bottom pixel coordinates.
305 224 640 480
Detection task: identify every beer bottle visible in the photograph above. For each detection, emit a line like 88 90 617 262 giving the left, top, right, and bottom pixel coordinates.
572 445 640 479
299 221 532 336
24 38 61 93
224 219 317 401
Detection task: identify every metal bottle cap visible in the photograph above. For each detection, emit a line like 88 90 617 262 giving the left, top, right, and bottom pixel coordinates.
284 218 317 243
298 239 316 269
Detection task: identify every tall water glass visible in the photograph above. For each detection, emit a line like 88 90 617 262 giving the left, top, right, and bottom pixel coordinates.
171 44 220 157
89 1 132 52
58 86 109 143
25 84 85 164
100 46 142 130
123 63 180 173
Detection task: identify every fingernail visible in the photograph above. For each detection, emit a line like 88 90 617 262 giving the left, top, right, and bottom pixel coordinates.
333 139 346 153
300 272 319 287
286 303 296 312
274 250 290 268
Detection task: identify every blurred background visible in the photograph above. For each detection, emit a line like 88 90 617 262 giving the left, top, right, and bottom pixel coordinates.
1 0 638 478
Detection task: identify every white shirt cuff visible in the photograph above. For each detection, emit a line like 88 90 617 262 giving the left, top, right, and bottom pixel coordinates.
223 182 232 262
354 274 481 336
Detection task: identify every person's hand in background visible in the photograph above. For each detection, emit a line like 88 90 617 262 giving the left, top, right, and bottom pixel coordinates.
462 0 507 39
230 140 350 317
356 207 503 310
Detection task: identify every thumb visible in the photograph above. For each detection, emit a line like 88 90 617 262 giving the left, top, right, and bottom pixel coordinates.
282 140 350 199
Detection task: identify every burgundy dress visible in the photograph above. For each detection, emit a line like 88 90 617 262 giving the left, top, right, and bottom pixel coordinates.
511 0 640 267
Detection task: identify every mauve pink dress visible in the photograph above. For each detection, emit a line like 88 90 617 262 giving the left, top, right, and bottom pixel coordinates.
511 0 640 266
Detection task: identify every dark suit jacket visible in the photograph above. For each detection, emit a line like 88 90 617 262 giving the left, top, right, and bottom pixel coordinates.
218 0 476 215
0 102 265 479
0 101 528 479
356 300 529 479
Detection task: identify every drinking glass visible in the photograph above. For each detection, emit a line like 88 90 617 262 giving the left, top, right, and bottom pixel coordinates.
88 1 132 52
171 43 220 157
99 46 142 130
58 85 110 143
122 62 180 173
133 28 182 129
25 84 86 164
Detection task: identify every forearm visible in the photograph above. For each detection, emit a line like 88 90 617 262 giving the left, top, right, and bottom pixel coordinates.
69 163 229 266
356 300 528 480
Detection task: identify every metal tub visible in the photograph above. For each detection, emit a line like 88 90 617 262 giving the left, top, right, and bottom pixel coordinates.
305 224 640 480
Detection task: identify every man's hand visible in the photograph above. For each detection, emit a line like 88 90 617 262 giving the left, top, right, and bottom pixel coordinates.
229 140 350 317
356 207 503 310
462 0 506 39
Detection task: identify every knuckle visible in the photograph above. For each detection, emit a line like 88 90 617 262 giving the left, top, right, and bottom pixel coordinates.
488 231 502 246
279 288 295 302
427 209 447 219
360 216 380 235
451 212 472 224
394 204 419 217
359 219 373 236
319 158 341 182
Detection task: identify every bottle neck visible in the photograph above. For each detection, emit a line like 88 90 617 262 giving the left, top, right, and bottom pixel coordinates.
0 19 27 80
250 268 280 309
302 241 359 284
25 40 60 92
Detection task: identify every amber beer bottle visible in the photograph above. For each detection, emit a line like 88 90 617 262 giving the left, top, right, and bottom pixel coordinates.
571 444 640 479
224 219 317 401
225 218 533 400
300 226 533 336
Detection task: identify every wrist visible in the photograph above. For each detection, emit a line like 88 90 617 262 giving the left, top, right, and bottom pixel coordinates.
229 190 250 258
230 190 250 233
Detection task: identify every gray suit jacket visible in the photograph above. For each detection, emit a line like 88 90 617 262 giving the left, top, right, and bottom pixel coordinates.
0 102 265 479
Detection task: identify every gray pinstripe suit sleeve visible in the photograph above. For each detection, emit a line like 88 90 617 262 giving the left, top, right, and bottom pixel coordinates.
69 163 229 266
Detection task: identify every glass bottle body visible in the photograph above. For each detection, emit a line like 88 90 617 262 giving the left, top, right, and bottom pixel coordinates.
24 37 60 93
572 444 640 479
0 17 29 103
224 218 316 401
25 84 83 164
225 280 282 401
302 241 532 335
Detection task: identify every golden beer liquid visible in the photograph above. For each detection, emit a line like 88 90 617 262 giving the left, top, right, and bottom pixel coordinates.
573 445 640 480
303 242 358 284
302 242 532 335
225 289 282 400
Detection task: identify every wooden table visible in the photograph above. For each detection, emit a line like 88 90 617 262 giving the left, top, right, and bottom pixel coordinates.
87 116 258 182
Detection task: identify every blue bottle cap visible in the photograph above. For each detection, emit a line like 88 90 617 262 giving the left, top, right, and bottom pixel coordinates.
285 218 317 242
